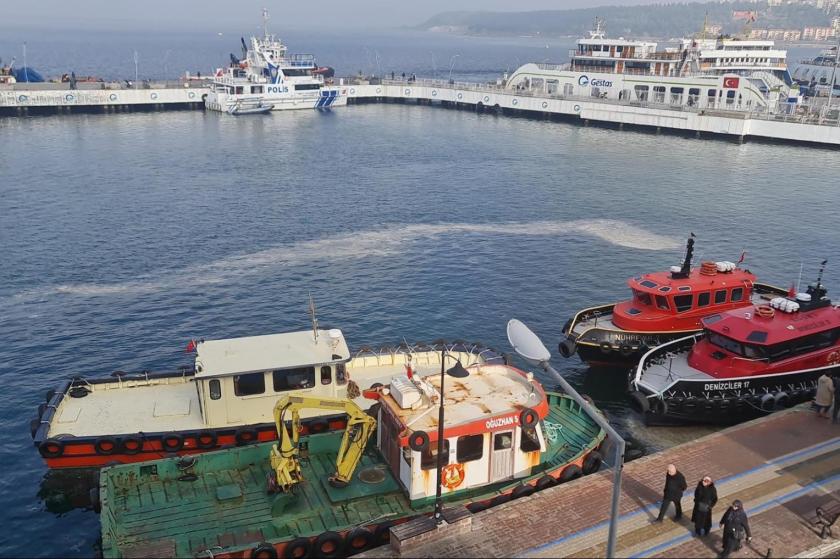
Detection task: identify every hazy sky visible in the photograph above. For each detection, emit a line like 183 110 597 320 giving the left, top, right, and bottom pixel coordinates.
7 0 667 31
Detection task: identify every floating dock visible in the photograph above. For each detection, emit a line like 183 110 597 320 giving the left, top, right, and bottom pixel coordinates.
347 80 840 148
361 405 840 558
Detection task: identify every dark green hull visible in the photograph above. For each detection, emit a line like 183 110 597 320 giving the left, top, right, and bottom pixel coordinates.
100 392 605 558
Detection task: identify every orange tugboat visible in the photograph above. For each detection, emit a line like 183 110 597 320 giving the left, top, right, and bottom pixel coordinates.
559 236 786 367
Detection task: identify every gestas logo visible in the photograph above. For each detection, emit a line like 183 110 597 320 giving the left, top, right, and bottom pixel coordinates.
578 75 613 88
578 75 590 86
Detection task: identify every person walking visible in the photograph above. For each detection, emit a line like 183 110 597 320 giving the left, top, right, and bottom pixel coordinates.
691 475 718 536
832 372 840 424
655 464 687 522
719 500 752 557
816 372 834 419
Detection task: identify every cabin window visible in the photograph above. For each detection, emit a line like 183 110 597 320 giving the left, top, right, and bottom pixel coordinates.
520 427 541 452
320 365 332 385
655 295 669 311
731 288 744 302
633 289 652 306
336 363 348 385
564 83 575 96
209 379 221 400
640 280 657 288
421 440 450 470
659 286 672 293
714 289 728 304
634 85 649 101
494 432 512 450
653 86 666 103
295 83 321 91
707 89 717 105
708 332 742 355
273 367 316 392
546 79 559 95
669 87 684 104
698 292 711 307
456 434 484 463
674 294 693 312
250 86 263 94
742 344 766 359
234 372 266 396
688 88 701 106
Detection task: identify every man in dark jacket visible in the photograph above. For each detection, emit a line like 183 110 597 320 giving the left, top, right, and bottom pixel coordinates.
719 499 752 558
691 475 718 536
655 463 688 521
832 373 840 424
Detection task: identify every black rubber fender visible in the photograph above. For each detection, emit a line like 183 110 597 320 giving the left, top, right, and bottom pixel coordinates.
235 427 259 446
408 430 429 452
511 483 535 499
195 430 217 449
344 527 374 554
94 437 119 456
308 419 330 434
628 391 651 413
559 464 583 484
161 433 184 453
558 339 576 358
39 438 65 459
313 531 343 558
120 435 143 455
281 538 307 559
253 542 279 559
519 408 539 429
373 521 396 546
536 475 557 491
489 493 511 508
582 451 603 475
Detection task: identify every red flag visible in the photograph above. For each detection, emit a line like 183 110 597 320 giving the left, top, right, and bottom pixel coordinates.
185 339 196 353
405 363 413 379
723 77 740 89
737 251 746 265
788 283 796 298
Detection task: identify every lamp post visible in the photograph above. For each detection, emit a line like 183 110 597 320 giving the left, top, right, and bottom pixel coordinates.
433 350 470 524
448 54 460 84
507 319 625 558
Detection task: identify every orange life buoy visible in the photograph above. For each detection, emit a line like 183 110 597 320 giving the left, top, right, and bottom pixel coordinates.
442 463 465 490
756 305 775 319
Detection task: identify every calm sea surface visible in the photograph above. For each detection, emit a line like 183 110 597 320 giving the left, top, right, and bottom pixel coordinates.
0 28 837 557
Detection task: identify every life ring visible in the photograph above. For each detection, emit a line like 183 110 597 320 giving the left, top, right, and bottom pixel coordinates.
558 339 576 358
582 450 603 474
251 542 279 559
161 433 184 452
520 408 539 429
536 475 556 491
281 538 309 559
375 87 381 94
18 94 28 102
95 437 119 456
188 92 195 99
313 531 343 558
629 391 650 413
457 92 463 100
65 94 75 102
574 104 581 112
483 96 490 102
756 305 774 319
195 431 217 449
235 427 259 446
373 522 396 546
512 98 519 106
559 464 583 484
442 463 465 489
150 92 159 100
408 430 430 452
344 527 374 554
39 438 65 458
120 435 143 455
307 419 330 434
542 101 548 108
404 88 411 95
511 483 535 499
599 342 612 354
431 89 437 96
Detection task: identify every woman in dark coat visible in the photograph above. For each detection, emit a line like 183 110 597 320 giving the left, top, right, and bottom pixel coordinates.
691 475 718 536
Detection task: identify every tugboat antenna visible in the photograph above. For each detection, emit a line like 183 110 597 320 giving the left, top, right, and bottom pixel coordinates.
816 259 828 292
309 293 319 342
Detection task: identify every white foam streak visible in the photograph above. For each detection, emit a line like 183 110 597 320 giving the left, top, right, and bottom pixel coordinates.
23 219 679 299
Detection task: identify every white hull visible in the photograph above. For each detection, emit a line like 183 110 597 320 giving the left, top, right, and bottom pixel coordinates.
206 88 347 113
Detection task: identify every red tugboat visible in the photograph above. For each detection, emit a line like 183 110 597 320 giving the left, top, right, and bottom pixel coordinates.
632 261 840 424
559 236 786 367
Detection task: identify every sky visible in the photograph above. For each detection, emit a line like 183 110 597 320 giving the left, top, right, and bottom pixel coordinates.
5 0 669 31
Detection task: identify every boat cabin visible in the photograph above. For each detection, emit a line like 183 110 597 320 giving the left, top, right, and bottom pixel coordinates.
372 363 550 502
612 261 757 332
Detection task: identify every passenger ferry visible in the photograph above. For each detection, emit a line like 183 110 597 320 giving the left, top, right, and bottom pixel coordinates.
505 18 797 112
560 236 786 368
631 262 839 425
99 362 606 558
204 9 346 114
792 46 840 95
31 323 500 469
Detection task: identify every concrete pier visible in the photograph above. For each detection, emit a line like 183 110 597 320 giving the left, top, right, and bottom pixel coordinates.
360 406 840 558
0 84 206 115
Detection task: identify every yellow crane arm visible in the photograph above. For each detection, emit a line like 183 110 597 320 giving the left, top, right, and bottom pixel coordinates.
269 394 377 493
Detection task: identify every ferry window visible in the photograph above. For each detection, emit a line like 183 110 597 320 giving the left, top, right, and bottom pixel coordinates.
494 432 513 450
273 367 315 392
336 363 348 385
520 427 541 452
674 294 693 312
731 288 744 302
655 295 669 310
634 85 649 101
250 86 263 94
420 440 449 470
708 332 742 355
697 292 711 307
707 89 717 101
234 372 265 396
689 88 701 96
320 365 332 385
633 289 652 306
457 434 484 463
209 379 221 400
714 289 728 304
640 280 657 288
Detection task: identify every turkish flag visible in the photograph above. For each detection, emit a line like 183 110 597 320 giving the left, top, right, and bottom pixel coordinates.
723 77 740 89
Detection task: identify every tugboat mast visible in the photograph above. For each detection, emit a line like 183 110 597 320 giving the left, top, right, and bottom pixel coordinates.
672 233 696 279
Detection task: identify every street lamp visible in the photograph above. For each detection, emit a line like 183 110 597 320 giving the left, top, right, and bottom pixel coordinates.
448 54 460 84
433 350 470 524
506 319 625 558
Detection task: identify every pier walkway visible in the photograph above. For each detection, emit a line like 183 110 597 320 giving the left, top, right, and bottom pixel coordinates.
360 406 840 558
348 79 840 148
